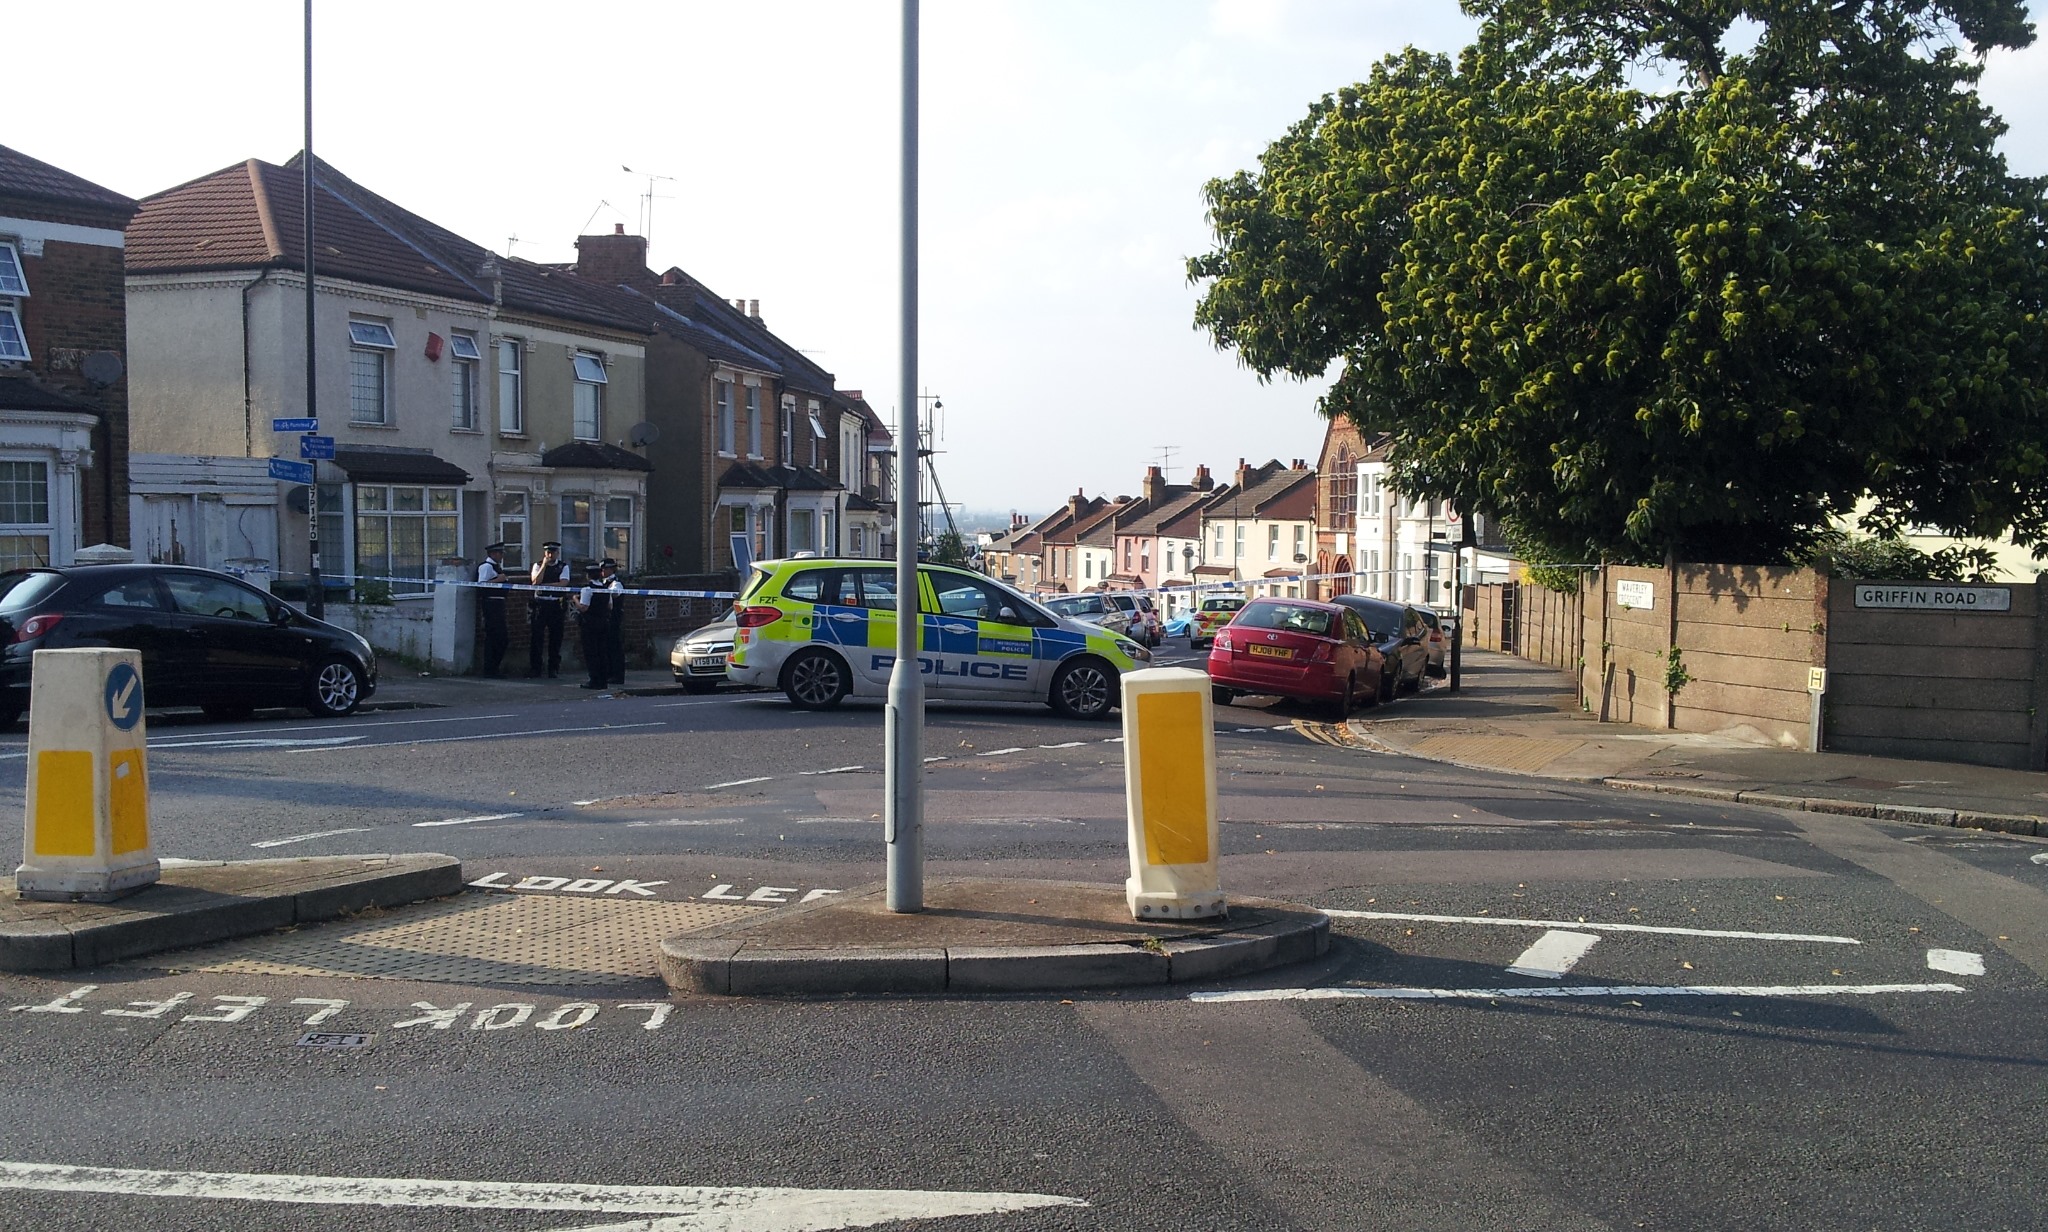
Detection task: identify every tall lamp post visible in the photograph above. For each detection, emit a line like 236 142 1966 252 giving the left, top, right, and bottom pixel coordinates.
303 0 323 617
884 0 924 912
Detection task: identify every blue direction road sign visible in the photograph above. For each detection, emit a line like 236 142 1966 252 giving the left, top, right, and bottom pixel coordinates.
299 435 335 460
272 417 320 433
104 662 143 732
268 457 316 485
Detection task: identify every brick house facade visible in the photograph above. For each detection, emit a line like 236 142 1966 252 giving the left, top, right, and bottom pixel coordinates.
0 144 139 566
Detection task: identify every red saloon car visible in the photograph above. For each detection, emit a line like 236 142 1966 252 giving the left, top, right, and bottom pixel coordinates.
1205 597 1385 719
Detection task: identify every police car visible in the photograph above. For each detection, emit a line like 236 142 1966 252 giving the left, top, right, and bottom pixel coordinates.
724 558 1151 719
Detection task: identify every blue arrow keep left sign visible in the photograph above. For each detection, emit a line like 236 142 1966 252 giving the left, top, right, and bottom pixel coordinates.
104 662 143 731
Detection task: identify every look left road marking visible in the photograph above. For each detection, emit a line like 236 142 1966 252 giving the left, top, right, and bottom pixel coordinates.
0 1160 1086 1230
1507 930 1599 979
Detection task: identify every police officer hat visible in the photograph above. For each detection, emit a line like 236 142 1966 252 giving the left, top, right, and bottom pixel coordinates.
598 558 619 571
540 541 562 551
484 541 507 553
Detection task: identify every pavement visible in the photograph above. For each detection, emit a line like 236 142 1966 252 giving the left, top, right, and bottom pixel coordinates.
1348 649 2048 837
0 854 462 972
659 878 1329 995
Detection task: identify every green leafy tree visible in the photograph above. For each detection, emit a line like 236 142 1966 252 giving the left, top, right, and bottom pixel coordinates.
929 530 973 567
1191 2 2048 565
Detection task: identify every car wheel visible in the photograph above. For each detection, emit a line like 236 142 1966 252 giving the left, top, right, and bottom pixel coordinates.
1051 656 1116 720
1212 685 1232 707
202 702 256 722
1326 674 1355 722
781 648 850 709
307 657 364 717
680 678 719 695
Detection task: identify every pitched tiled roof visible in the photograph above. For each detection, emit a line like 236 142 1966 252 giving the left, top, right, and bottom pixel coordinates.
1203 461 1315 520
1075 501 1127 547
647 270 838 397
128 155 655 336
713 460 840 492
0 145 136 217
541 441 653 472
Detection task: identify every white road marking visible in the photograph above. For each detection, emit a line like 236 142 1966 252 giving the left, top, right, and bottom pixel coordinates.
1037 741 1085 749
2032 852 2048 865
1507 930 1600 979
292 722 665 752
201 712 519 737
1926 948 1986 975
706 776 773 789
0 1160 1087 1229
653 696 754 708
1327 909 1862 945
250 828 374 849
978 747 1025 757
1192 982 1969 1003
923 755 948 763
414 812 522 828
797 765 864 776
150 735 368 751
624 817 742 827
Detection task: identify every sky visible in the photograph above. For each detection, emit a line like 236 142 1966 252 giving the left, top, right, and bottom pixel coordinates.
12 1 2048 525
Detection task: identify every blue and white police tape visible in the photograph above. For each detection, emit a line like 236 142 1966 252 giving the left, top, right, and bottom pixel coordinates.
255 569 738 602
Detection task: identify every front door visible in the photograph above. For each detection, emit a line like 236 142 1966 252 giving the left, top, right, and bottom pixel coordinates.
920 569 1038 698
158 572 305 700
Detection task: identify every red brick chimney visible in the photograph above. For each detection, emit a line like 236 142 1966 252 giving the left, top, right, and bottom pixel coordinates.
574 224 652 286
1143 465 1166 504
1235 458 1251 491
1192 464 1213 491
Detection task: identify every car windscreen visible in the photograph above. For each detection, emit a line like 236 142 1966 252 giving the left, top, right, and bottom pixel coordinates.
1199 598 1243 612
1337 598 1402 638
1234 601 1336 637
0 572 65 616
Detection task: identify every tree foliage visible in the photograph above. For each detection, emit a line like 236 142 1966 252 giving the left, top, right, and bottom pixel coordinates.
1191 1 2048 565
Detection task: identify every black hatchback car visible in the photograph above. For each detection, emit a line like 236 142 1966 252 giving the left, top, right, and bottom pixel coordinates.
0 564 378 726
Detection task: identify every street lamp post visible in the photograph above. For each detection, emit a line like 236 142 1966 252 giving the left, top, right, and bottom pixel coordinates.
884 0 924 913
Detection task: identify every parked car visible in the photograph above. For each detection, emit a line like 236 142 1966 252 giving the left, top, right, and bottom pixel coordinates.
1414 606 1450 677
1043 593 1135 639
1332 594 1431 700
1101 592 1164 647
669 609 736 693
1164 611 1193 639
724 558 1149 719
1205 597 1385 719
1189 595 1246 649
0 564 379 725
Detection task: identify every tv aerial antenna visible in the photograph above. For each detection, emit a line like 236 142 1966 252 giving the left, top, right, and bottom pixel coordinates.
1154 444 1181 483
623 165 677 247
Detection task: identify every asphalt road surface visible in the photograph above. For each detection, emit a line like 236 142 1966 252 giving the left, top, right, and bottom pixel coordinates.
1 666 2044 1230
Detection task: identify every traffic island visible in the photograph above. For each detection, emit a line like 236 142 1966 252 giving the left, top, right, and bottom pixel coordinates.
0 854 464 972
658 877 1330 996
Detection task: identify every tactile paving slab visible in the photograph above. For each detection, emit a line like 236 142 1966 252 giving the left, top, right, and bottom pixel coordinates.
128 893 757 986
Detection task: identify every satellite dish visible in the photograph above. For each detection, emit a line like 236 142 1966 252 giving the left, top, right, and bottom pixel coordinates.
81 351 125 387
627 422 661 446
285 485 310 514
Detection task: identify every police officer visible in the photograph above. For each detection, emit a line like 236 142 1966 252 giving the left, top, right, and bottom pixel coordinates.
528 541 568 678
600 558 628 686
574 561 613 690
477 542 509 676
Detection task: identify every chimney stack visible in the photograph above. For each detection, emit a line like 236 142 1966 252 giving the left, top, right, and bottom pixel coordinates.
1143 465 1166 504
747 298 760 320
1235 458 1251 491
1192 464 1213 491
573 226 651 287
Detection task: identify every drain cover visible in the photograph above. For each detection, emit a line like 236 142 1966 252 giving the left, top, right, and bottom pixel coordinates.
133 893 757 986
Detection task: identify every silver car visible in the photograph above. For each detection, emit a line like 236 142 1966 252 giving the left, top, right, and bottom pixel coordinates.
1043 593 1134 639
670 609 736 693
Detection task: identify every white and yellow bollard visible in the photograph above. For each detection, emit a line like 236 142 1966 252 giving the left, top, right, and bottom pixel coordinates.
15 648 158 902
1121 666 1224 920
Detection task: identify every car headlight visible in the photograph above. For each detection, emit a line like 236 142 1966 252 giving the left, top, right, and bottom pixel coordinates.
1116 638 1149 662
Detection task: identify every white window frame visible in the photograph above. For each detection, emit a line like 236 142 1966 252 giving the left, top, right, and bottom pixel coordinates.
353 483 461 596
0 457 53 572
790 508 816 555
572 351 606 442
1268 525 1280 560
0 304 26 363
494 490 527 569
601 495 634 568
348 319 395 426
715 379 735 456
746 386 762 457
450 332 480 431
497 338 524 435
0 241 30 298
779 396 795 461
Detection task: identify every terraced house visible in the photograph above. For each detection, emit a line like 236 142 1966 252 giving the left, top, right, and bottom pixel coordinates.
124 154 655 596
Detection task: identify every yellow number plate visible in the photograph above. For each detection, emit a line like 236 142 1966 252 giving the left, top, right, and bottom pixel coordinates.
1247 643 1292 659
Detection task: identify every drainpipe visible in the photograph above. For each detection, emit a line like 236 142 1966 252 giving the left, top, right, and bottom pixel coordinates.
240 269 271 459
